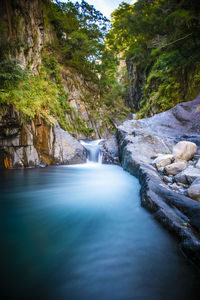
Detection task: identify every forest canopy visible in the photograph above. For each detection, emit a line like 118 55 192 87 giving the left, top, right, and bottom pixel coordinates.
42 0 110 75
107 0 200 116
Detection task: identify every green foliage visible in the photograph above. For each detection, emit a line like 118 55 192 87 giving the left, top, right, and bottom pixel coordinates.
42 0 109 78
0 1 130 138
0 59 72 130
0 39 24 61
108 0 200 117
0 59 27 89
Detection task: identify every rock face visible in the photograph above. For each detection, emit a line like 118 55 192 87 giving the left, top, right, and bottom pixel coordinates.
173 141 197 161
187 178 200 201
125 59 146 111
102 135 120 165
0 0 44 72
0 0 129 141
0 106 87 168
116 96 200 265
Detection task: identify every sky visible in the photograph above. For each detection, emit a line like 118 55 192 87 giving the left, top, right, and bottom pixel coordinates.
68 0 137 19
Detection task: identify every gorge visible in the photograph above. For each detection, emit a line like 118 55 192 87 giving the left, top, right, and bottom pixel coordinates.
1 0 200 299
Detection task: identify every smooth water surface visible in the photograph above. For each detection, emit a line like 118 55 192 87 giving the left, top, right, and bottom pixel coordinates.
0 164 200 300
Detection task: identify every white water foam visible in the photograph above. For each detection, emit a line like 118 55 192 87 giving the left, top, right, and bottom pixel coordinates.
80 139 105 164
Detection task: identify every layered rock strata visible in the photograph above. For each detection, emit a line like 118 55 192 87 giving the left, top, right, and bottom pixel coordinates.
0 106 86 168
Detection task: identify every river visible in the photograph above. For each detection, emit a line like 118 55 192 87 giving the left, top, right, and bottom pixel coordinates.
0 140 200 299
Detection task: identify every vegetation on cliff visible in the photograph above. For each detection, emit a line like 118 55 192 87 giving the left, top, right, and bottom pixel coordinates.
107 0 200 117
0 0 129 138
1 0 199 132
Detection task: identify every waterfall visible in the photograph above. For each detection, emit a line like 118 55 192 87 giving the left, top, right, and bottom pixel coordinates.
80 140 105 163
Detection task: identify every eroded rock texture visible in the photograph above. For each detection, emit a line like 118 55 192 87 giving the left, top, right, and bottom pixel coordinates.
116 96 200 265
0 106 86 168
0 0 44 72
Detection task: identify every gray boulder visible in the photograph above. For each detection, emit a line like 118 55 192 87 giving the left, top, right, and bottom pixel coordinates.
164 161 187 175
53 122 87 164
0 106 87 168
102 135 119 165
187 178 200 201
163 175 173 184
174 166 200 185
152 154 174 169
173 141 197 161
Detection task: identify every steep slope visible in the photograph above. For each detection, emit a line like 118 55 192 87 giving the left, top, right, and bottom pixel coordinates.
0 0 129 168
108 0 200 116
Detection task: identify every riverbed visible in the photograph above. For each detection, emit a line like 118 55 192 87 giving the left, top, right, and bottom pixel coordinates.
1 162 200 300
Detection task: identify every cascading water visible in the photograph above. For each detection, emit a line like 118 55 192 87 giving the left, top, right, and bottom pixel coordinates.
80 139 105 163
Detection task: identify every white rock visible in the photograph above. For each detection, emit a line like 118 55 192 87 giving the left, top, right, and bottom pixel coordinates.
164 161 187 176
173 141 197 161
152 154 174 169
25 145 40 167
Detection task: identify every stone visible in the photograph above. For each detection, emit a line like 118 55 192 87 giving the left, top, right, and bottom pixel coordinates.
53 122 87 164
174 166 200 185
169 183 180 191
157 167 164 175
190 177 200 185
187 178 200 201
152 154 174 169
102 135 120 165
163 176 173 184
117 96 200 266
0 106 87 168
164 161 187 176
173 141 197 161
195 159 200 169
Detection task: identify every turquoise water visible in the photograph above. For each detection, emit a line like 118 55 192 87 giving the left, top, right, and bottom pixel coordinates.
0 164 200 300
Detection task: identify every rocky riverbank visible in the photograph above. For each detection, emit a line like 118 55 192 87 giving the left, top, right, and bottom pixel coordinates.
103 96 200 266
0 106 87 168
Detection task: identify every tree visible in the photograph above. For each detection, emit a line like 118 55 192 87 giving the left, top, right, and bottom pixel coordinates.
107 0 200 116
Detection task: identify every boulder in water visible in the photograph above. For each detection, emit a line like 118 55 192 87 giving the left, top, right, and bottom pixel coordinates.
102 135 120 165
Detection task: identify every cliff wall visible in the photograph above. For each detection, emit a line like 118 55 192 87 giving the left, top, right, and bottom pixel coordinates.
0 0 128 168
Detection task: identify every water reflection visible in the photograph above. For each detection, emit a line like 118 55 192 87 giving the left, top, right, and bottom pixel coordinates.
0 165 200 300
